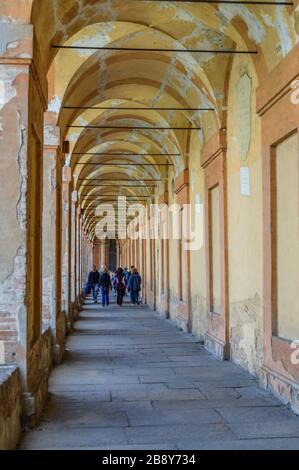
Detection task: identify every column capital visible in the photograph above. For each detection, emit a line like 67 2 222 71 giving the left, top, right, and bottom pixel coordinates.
62 166 72 184
0 23 48 110
201 129 227 169
44 124 61 149
174 169 189 195
0 24 33 62
71 190 78 205
158 190 169 205
174 169 189 205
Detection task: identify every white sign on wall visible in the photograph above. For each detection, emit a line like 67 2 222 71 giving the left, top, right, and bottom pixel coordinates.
240 166 251 196
195 193 201 214
0 80 5 110
0 340 5 363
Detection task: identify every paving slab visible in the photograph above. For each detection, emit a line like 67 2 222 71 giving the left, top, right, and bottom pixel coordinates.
127 408 224 426
126 423 235 445
216 405 299 423
177 438 299 450
229 420 299 439
111 388 205 402
20 427 127 450
19 300 299 450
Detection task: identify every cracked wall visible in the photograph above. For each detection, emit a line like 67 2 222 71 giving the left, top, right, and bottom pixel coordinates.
0 65 28 364
227 53 263 377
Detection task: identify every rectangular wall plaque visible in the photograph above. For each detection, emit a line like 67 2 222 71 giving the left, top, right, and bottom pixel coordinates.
240 166 251 196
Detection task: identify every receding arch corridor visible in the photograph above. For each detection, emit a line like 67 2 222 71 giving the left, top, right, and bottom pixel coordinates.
19 299 299 450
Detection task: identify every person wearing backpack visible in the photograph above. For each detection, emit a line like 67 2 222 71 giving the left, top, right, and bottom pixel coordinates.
127 268 142 305
99 268 112 307
114 267 126 307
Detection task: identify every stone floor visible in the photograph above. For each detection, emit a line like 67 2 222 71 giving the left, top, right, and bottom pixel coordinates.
20 299 299 450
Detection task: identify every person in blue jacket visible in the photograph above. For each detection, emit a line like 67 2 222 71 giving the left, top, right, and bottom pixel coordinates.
99 268 112 307
127 268 142 305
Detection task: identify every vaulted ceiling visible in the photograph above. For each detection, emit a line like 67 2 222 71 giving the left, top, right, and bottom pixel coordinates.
27 0 299 239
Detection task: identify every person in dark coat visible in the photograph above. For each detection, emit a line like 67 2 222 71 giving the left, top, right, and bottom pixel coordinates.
87 265 100 303
114 267 126 307
127 268 142 305
99 268 112 307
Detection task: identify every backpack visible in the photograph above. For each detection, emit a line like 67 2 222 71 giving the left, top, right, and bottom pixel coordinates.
115 275 126 292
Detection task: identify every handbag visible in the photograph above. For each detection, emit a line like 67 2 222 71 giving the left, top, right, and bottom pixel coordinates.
84 282 92 295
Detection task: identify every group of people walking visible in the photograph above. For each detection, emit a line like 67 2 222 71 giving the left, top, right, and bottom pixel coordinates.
86 265 142 307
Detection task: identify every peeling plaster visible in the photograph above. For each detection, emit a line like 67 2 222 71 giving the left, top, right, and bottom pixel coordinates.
275 7 293 57
236 73 252 161
218 5 266 44
0 73 23 285
230 293 263 377
0 76 17 111
48 95 62 114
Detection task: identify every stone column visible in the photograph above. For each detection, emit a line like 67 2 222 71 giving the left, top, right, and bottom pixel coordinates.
174 169 191 332
0 23 51 425
116 241 121 267
76 208 82 303
42 123 65 364
92 244 100 267
148 210 156 310
157 191 169 318
100 241 109 267
79 225 83 294
61 166 72 330
71 192 78 318
142 239 147 304
201 131 229 359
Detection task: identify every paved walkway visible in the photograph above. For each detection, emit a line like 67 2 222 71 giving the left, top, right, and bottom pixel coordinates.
20 300 299 450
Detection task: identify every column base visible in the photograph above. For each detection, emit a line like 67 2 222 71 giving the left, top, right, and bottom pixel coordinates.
0 366 22 450
21 379 48 428
261 366 299 415
22 330 52 428
71 298 82 321
204 332 230 360
156 310 170 320
176 301 191 333
51 310 66 365
66 321 73 335
51 344 64 365
176 315 191 333
156 294 170 319
147 291 156 311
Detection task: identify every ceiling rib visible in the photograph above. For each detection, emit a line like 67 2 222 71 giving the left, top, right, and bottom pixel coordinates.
74 163 173 166
72 153 179 156
151 0 292 5
64 106 214 111
68 125 201 130
52 45 257 54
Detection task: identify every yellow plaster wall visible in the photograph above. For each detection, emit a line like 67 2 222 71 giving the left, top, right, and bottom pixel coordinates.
226 54 263 377
188 132 207 340
211 185 221 314
276 132 299 341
